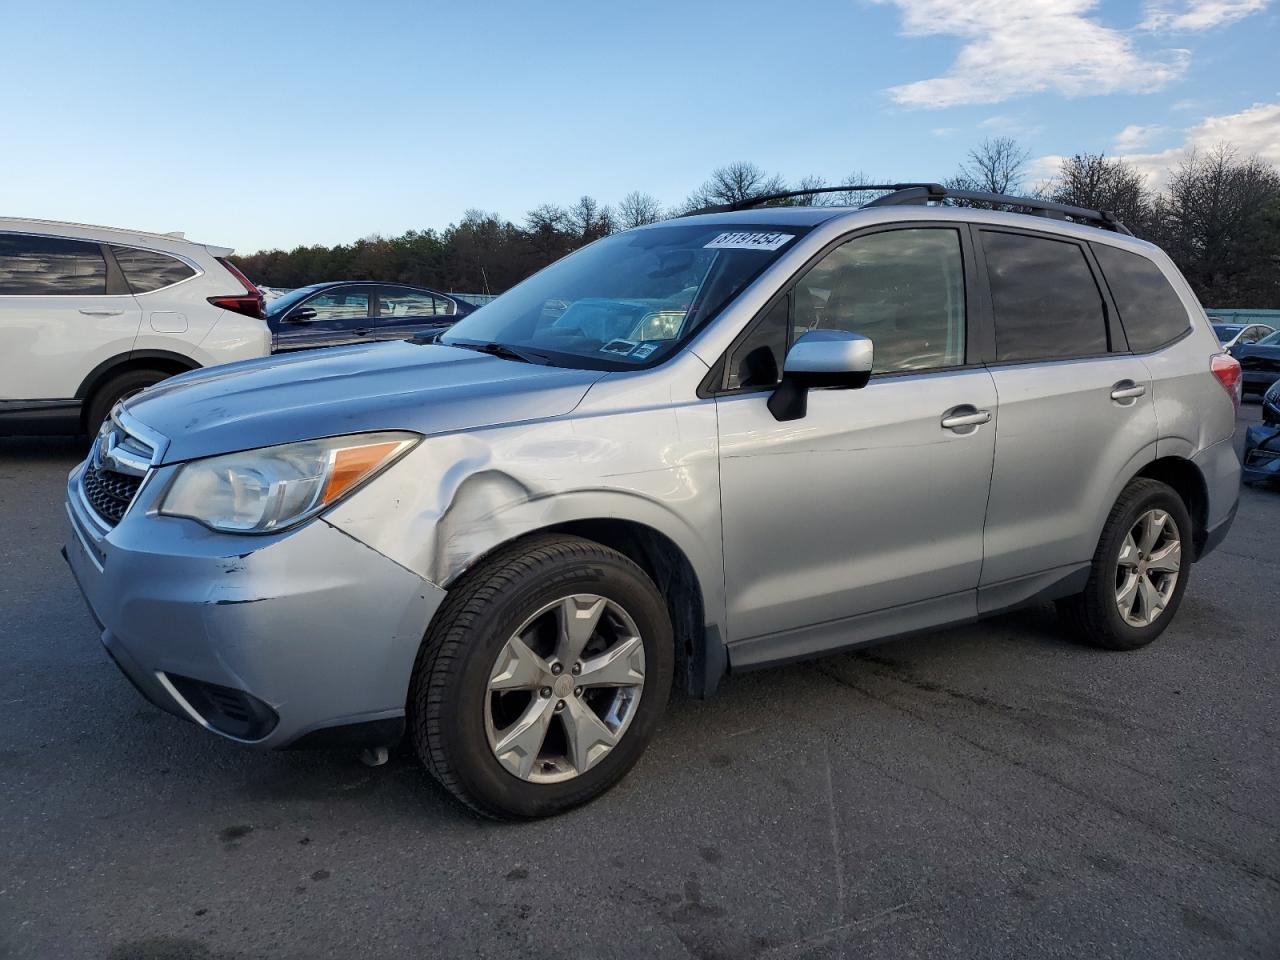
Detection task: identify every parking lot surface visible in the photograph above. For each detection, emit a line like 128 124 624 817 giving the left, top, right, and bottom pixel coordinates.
2 406 1277 960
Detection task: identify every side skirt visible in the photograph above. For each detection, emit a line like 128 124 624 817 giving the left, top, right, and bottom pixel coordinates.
0 399 83 436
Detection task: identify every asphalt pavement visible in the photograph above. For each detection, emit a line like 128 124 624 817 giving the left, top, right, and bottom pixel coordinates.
2 405 1276 960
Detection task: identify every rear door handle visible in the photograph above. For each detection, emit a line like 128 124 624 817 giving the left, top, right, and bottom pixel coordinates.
1110 381 1146 402
941 409 992 430
79 308 124 317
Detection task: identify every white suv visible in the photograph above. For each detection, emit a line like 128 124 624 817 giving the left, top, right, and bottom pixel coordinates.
0 218 271 435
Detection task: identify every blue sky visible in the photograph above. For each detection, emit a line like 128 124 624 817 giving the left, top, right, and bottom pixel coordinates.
1 0 1276 252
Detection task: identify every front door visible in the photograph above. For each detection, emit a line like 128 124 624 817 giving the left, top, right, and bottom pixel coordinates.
714 226 998 663
274 285 374 352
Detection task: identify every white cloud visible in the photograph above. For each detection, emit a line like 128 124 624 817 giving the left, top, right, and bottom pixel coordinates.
1034 102 1280 186
1141 0 1269 31
878 0 1190 107
1114 124 1166 151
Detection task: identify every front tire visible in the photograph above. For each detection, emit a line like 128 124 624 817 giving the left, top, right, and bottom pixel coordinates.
1056 478 1192 650
408 534 673 819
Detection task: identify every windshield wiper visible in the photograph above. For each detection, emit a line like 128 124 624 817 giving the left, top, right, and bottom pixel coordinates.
449 340 550 365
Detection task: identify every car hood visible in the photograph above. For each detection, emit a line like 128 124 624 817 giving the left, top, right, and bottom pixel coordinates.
123 341 606 463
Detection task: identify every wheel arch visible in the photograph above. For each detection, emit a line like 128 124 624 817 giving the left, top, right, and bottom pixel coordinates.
1131 456 1210 558
442 518 726 698
75 350 201 427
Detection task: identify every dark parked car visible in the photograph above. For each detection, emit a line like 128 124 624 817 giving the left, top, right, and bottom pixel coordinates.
1230 329 1280 396
1211 320 1275 350
1243 380 1280 486
265 282 474 352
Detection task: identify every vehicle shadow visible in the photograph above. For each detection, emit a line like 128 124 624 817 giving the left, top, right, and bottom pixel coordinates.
0 435 88 462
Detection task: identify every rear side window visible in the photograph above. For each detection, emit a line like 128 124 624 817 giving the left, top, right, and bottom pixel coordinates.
111 245 197 293
981 231 1107 362
378 287 450 318
0 233 107 295
1091 244 1189 352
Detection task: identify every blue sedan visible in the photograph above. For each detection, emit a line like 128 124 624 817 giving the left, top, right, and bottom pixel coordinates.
265 281 475 353
1243 380 1280 487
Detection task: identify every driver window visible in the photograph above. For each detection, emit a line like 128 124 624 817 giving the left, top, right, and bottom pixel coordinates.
303 289 370 322
793 228 966 372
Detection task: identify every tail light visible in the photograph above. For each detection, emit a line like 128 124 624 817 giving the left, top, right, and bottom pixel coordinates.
1210 353 1242 412
208 258 265 319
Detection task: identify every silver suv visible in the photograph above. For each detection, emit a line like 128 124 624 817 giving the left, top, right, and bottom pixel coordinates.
63 185 1242 818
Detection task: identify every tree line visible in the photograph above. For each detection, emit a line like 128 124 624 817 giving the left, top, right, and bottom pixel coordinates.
232 141 1280 307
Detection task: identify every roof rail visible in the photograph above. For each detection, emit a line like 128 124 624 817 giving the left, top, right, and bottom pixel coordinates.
692 183 936 215
689 181 1133 236
863 184 1133 236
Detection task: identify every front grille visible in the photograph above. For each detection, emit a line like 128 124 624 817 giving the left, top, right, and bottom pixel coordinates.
81 463 142 526
79 412 158 527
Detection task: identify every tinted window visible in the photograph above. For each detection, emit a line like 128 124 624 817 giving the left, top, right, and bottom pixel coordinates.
982 231 1107 361
0 234 107 295
111 245 197 293
379 287 449 318
302 288 369 322
794 228 966 372
1091 244 1189 352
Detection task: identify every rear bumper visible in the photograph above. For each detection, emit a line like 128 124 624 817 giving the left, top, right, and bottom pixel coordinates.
63 463 446 748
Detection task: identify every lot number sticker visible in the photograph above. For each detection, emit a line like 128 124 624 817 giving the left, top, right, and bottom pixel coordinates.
704 231 794 251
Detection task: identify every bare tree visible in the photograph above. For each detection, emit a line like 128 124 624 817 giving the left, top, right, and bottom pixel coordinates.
826 170 893 206
684 161 788 210
1048 154 1151 232
525 203 569 233
949 137 1031 195
1149 144 1280 305
566 195 614 240
617 191 664 228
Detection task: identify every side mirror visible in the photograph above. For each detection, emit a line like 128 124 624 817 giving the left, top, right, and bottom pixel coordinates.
286 307 318 323
767 330 873 422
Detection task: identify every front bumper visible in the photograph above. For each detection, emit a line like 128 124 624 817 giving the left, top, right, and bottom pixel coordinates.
1242 423 1280 486
63 461 446 748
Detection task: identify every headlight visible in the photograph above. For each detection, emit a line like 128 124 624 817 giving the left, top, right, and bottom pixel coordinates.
159 431 419 533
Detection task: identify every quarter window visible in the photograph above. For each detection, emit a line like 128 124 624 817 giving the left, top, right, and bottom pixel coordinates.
793 228 966 372
982 231 1108 362
110 246 197 293
1090 244 1189 352
0 234 107 295
300 289 370 322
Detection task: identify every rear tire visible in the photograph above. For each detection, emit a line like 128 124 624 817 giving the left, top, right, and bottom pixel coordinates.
85 369 171 434
408 534 673 819
1056 478 1192 651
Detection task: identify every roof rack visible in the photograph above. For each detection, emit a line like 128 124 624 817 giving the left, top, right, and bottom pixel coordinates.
698 182 1133 236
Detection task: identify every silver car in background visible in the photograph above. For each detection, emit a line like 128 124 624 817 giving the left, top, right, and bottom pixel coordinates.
64 186 1241 818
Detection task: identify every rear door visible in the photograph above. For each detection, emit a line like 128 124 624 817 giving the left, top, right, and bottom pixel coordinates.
374 285 456 342
0 232 142 400
273 285 374 352
976 227 1157 604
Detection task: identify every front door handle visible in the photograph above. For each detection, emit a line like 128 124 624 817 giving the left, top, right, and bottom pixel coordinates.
79 308 124 317
354 327 370 336
940 408 992 430
1110 381 1146 402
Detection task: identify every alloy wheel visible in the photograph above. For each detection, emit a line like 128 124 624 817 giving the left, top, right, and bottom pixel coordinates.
1115 508 1182 627
484 594 645 783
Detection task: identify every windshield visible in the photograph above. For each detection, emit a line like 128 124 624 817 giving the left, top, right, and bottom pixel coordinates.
1213 323 1244 341
264 285 323 317
440 223 808 369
